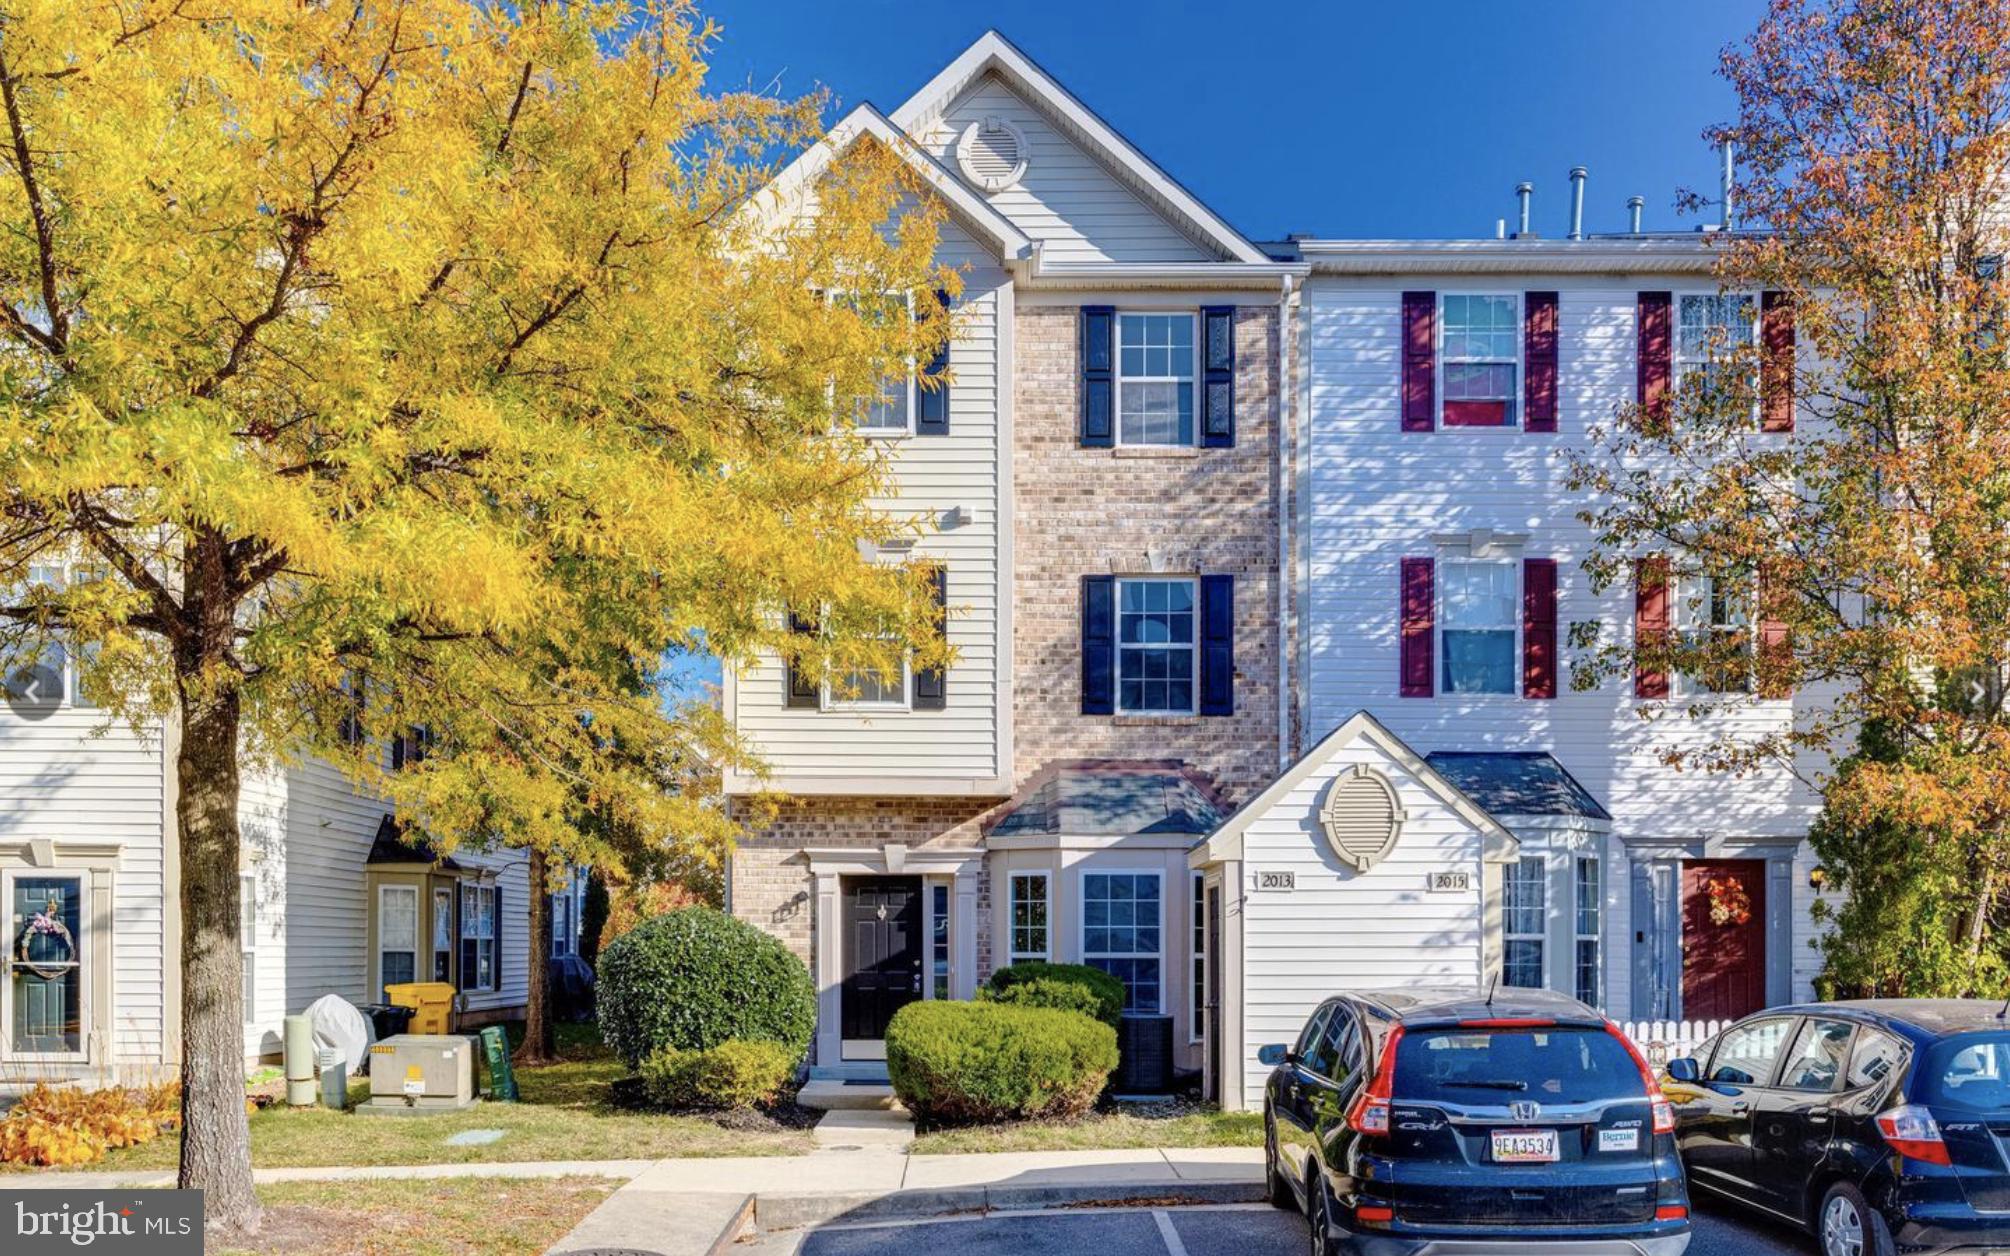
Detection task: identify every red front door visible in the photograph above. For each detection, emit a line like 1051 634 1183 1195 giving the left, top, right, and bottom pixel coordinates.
1681 859 1767 1021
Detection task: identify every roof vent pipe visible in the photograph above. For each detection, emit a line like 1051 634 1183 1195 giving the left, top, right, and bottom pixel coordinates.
1627 196 1645 234
1515 182 1533 238
1720 139 1735 231
1567 167 1587 240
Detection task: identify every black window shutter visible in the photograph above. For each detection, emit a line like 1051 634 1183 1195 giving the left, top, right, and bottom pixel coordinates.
1080 306 1114 447
491 882 503 992
912 566 948 710
916 289 952 436
1201 306 1236 448
1200 574 1234 715
784 610 820 708
1081 575 1115 714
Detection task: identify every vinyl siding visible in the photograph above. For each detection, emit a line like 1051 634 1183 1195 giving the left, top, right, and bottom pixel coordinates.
729 219 1006 789
914 73 1213 264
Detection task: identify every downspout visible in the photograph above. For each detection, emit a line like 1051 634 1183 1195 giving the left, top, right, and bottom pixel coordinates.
1275 271 1298 771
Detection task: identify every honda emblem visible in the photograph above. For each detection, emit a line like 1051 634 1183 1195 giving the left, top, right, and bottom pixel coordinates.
1510 1101 1541 1122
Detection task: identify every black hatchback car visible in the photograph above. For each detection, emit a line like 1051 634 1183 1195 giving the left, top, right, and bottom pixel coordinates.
1260 987 1691 1255
1662 999 2010 1256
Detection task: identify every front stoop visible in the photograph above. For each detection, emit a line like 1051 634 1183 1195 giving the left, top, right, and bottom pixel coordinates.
798 1079 899 1111
812 1107 913 1150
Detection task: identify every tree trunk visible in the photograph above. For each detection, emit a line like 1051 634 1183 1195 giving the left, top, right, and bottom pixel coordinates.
175 678 259 1233
516 845 556 1065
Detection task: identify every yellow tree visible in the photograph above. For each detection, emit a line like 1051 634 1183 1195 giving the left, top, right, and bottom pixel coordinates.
0 0 951 1230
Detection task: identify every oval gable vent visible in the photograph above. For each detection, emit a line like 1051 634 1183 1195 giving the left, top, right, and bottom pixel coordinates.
1319 766 1407 873
957 117 1028 194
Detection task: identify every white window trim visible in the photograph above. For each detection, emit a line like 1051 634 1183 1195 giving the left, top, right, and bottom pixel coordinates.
1573 855 1602 1009
1501 856 1546 991
460 880 498 994
376 883 419 1000
831 288 916 439
431 884 454 983
925 879 951 1001
1673 290 1761 425
1078 867 1165 1016
822 656 912 712
1114 310 1199 448
1436 557 1522 698
1676 570 1756 698
550 887 574 959
1189 870 1206 1044
1 868 90 1064
1115 575 1199 716
241 872 258 1025
1007 871 1051 965
1437 291 1522 430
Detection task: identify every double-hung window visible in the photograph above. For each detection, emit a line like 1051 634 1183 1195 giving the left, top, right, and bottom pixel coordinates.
550 888 574 959
1502 857 1545 990
1116 313 1195 446
837 291 915 437
1440 560 1517 695
1574 857 1602 1007
1082 871 1161 1014
1685 572 1753 695
459 882 497 993
1440 294 1519 427
1008 872 1050 964
1676 294 1757 419
378 884 418 999
826 649 910 710
1117 577 1197 714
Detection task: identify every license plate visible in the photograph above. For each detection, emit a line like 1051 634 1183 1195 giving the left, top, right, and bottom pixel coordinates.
1491 1129 1560 1164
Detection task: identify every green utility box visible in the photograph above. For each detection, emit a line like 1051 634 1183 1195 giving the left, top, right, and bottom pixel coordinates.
479 1024 519 1102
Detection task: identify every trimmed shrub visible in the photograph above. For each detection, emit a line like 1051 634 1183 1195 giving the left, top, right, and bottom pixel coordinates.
983 961 1125 1027
886 1001 1118 1125
597 906 815 1068
640 1039 796 1110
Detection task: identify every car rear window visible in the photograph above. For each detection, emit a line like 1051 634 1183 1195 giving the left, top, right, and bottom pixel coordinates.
1393 1026 1644 1105
1925 1034 2010 1110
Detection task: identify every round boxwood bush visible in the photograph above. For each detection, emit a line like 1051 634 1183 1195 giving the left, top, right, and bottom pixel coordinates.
597 906 815 1068
639 1039 796 1110
886 1000 1117 1125
982 961 1125 1027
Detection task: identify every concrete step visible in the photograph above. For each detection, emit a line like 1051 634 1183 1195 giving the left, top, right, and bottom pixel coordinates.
798 1079 900 1111
812 1107 913 1150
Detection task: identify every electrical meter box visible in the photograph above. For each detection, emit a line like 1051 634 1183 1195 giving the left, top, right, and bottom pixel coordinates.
360 1033 476 1114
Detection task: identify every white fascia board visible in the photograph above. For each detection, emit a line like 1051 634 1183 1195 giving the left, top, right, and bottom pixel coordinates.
1295 238 1727 276
1016 258 1310 291
742 103 1032 264
889 31 1269 265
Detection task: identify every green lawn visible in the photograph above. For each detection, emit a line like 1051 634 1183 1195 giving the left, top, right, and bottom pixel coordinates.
211 1175 620 1256
42 1023 809 1172
909 1104 1263 1155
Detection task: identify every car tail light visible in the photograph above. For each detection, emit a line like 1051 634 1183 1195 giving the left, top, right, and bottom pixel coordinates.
1877 1104 1953 1166
1654 1204 1689 1221
1355 1205 1393 1227
1604 1020 1676 1135
1347 1024 1405 1136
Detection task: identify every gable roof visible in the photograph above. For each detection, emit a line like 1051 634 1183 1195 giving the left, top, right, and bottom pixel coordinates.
744 102 1033 263
989 760 1228 838
1424 752 1612 822
1190 710 1519 867
889 31 1269 265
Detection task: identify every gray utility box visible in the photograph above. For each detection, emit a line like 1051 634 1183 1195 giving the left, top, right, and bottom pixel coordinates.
359 1033 477 1115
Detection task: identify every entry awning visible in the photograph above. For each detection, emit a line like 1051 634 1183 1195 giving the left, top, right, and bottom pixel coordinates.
989 760 1228 838
1423 752 1611 822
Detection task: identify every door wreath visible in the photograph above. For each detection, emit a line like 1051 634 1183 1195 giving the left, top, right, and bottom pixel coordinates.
12 898 77 979
1702 876 1753 927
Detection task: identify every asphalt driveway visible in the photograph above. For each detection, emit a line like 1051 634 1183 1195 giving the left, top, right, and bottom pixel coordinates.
743 1195 1815 1256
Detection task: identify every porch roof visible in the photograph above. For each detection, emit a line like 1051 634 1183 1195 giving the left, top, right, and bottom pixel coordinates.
1422 752 1611 821
989 760 1228 838
365 813 464 871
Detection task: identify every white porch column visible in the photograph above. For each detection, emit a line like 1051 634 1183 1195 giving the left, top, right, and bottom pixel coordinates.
953 870 978 999
813 872 842 1067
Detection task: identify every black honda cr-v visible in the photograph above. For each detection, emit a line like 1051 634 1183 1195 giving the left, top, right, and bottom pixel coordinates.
1260 986 1691 1255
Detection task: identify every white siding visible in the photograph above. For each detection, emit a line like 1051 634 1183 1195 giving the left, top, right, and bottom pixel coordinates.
1238 736 1493 1106
914 74 1213 264
1302 277 1827 1013
730 220 1005 790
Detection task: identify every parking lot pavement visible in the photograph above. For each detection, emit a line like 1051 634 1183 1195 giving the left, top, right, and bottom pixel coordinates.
743 1197 1816 1256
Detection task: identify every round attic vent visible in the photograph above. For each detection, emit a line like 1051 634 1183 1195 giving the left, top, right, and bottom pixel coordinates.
1319 765 1407 874
956 117 1028 193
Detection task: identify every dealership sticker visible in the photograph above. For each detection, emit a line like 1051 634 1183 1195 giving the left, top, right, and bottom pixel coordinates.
1598 1129 1639 1152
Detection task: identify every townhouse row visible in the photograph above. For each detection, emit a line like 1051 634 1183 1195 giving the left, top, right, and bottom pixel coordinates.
724 31 1831 1109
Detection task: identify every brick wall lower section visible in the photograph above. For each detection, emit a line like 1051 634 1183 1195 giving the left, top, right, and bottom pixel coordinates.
1011 303 1283 804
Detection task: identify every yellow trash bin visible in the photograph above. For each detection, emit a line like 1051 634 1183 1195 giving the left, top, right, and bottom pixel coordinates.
383 982 457 1035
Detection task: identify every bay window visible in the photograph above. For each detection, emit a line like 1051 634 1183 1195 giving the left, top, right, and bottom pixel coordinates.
460 882 497 993
1574 856 1602 1007
1008 872 1050 964
1502 857 1545 990
377 884 418 999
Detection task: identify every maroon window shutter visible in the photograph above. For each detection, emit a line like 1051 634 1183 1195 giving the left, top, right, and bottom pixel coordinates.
1761 290 1795 433
1522 558 1558 699
1634 556 1671 699
1757 560 1792 698
1401 292 1436 432
1400 557 1434 696
1524 292 1559 432
1636 292 1672 433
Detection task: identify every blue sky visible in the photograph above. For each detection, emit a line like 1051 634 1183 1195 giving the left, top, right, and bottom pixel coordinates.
701 0 1762 242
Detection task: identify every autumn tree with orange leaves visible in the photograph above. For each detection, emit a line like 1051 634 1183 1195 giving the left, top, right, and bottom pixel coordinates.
1567 0 2010 996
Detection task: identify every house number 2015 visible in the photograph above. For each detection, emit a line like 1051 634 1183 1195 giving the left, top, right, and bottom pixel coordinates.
1256 870 1296 891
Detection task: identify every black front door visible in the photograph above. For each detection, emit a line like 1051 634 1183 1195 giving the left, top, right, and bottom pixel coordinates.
842 877 923 1042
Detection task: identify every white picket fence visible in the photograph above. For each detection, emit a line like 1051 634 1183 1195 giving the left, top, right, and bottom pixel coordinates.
1617 1019 1731 1068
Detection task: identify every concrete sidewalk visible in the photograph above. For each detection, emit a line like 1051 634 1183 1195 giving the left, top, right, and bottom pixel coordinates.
546 1146 1265 1256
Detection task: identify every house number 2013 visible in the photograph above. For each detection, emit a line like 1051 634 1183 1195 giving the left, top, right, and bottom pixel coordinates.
1256 870 1296 891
